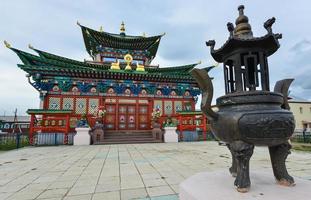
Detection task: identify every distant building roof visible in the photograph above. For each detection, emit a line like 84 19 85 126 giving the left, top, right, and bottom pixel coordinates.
288 95 311 103
0 116 30 122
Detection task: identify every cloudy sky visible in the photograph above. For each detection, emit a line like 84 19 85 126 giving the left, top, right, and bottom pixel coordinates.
0 0 311 115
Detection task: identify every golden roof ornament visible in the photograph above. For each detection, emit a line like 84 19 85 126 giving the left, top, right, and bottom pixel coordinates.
99 26 104 32
124 54 133 70
28 44 34 49
4 40 11 48
234 5 253 39
110 60 120 70
120 21 125 34
136 62 145 72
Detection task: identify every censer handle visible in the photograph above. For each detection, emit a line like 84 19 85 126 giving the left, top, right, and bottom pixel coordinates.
274 79 294 110
191 68 219 120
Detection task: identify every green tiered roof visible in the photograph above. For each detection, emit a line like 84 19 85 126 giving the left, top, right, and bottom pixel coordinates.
9 46 214 83
79 24 163 60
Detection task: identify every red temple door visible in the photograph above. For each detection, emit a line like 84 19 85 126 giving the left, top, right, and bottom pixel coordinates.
105 104 116 130
118 105 136 130
138 105 149 130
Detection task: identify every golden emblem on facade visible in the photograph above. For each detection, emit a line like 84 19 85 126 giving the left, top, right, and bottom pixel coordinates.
124 54 133 70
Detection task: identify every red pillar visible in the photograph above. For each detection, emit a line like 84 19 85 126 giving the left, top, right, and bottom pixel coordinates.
64 114 70 144
29 114 35 145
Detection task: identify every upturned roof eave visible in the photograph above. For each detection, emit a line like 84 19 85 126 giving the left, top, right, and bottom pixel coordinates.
210 33 280 62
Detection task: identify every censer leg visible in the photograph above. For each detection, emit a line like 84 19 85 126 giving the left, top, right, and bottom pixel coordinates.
230 141 254 193
269 142 295 186
227 144 237 177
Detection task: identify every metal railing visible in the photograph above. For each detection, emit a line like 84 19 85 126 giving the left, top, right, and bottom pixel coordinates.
0 133 29 150
291 134 311 143
33 132 75 146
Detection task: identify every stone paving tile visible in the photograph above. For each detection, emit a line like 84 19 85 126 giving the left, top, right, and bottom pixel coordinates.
146 186 175 197
63 194 92 200
92 191 120 200
120 188 148 200
37 188 69 199
0 142 310 200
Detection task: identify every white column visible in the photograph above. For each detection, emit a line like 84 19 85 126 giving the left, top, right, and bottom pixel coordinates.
164 127 178 143
74 127 91 145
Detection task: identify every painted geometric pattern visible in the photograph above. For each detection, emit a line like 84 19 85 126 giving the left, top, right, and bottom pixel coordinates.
119 115 126 123
174 101 183 113
140 124 147 128
106 124 114 129
128 115 135 123
69 117 78 128
154 100 163 113
128 124 135 128
62 98 73 110
106 115 115 123
184 101 192 111
106 105 115 113
48 97 61 110
128 106 135 114
119 124 126 129
75 98 87 114
164 101 173 115
119 106 127 113
140 115 147 123
139 106 148 114
88 98 99 115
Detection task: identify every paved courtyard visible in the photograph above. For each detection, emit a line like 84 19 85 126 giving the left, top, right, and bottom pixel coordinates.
0 141 310 200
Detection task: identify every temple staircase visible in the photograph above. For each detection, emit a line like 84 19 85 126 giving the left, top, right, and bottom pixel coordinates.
94 131 162 145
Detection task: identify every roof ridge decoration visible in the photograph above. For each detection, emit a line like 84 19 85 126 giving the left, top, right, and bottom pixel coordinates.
4 40 11 48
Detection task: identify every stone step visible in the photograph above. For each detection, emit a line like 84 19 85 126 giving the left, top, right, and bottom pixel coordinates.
105 133 152 137
92 131 162 145
94 139 162 145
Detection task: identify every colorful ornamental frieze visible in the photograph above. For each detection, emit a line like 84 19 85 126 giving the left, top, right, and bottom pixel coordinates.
32 78 200 97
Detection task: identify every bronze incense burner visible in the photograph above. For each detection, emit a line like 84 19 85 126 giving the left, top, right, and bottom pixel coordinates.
192 5 295 192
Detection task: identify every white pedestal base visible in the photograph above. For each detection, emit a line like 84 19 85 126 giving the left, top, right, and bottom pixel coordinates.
74 127 91 145
164 127 178 143
179 171 311 200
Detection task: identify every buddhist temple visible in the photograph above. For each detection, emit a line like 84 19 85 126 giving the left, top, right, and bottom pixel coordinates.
6 22 211 144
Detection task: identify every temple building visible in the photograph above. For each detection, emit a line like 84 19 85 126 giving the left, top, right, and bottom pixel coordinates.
6 22 210 144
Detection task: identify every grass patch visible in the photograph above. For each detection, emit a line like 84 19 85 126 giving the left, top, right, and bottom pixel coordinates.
0 136 29 151
291 142 311 152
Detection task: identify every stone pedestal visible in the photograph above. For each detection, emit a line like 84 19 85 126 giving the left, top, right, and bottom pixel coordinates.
164 127 178 143
152 122 163 140
179 171 311 200
74 127 91 145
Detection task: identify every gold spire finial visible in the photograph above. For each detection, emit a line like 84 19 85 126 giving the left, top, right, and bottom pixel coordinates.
28 44 34 49
120 21 125 33
4 40 11 48
99 26 104 32
234 5 253 38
